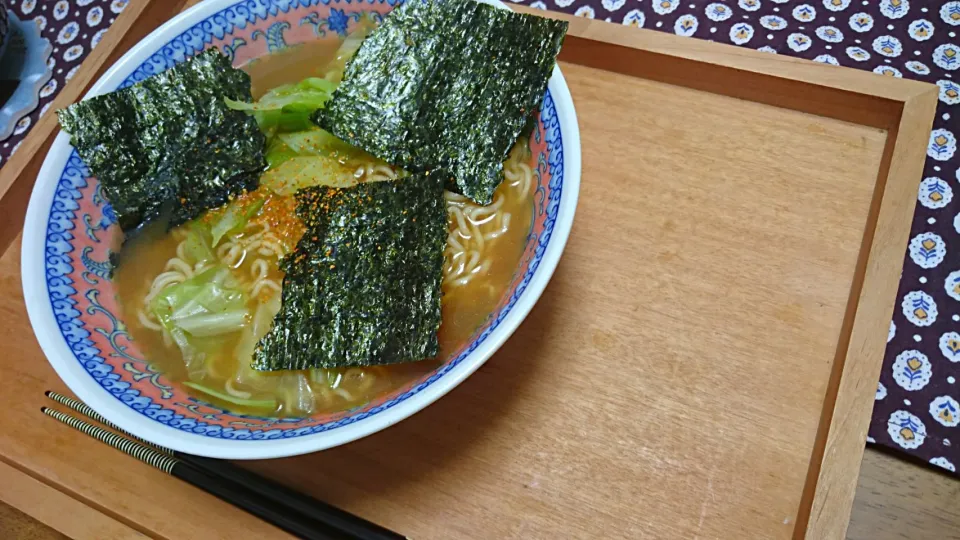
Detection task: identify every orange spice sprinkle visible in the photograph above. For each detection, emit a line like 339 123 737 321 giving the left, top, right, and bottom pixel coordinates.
244 186 307 247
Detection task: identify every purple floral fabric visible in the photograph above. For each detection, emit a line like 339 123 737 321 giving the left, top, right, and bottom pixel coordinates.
5 0 960 475
0 0 128 162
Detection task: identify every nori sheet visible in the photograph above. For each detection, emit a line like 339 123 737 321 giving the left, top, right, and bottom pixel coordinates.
314 0 567 205
253 174 447 370
57 49 266 233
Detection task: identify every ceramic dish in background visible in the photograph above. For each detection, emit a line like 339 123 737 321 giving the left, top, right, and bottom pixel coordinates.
0 4 53 141
22 0 580 459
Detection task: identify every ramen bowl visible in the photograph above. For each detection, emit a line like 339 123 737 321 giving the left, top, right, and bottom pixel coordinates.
22 0 580 459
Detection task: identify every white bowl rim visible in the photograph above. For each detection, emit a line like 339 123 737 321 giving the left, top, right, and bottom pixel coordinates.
21 0 581 459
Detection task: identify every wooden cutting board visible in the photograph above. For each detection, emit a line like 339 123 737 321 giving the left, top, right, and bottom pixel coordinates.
0 2 937 539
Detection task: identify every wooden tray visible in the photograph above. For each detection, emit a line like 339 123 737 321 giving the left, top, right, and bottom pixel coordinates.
0 2 936 539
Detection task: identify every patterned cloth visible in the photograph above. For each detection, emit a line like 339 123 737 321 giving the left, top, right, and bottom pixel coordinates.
0 0 128 162
6 0 960 475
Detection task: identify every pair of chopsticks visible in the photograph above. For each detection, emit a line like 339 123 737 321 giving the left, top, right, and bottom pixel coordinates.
42 391 406 540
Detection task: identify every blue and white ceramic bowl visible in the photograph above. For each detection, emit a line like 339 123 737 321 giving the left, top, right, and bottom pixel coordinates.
22 0 580 459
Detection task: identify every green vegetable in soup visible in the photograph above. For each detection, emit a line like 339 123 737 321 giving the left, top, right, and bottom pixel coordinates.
264 127 350 170
261 125 401 193
150 267 248 330
183 381 278 411
227 60 398 192
223 21 374 129
225 76 337 136
175 311 250 338
253 175 447 371
313 0 567 205
224 77 335 111
265 138 299 169
275 128 354 158
260 156 362 195
57 49 266 233
210 198 265 247
183 221 216 263
149 264 250 377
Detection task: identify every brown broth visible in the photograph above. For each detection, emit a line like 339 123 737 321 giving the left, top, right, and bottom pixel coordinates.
113 40 532 417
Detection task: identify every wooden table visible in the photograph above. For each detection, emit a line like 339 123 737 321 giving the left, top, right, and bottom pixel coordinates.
0 1 943 539
847 450 960 540
4 447 958 539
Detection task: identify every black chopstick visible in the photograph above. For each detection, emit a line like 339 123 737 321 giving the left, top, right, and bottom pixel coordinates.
43 392 407 540
41 406 341 539
174 453 405 540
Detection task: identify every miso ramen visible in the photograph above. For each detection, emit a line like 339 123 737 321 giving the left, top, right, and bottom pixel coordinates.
113 40 536 417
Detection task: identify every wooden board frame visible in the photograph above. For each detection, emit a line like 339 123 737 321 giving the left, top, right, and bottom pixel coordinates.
0 3 937 540
519 10 936 538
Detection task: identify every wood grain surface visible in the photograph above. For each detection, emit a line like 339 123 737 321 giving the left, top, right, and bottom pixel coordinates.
847 449 960 540
6 447 960 540
0 462 143 539
798 63 938 540
0 3 939 540
0 504 66 540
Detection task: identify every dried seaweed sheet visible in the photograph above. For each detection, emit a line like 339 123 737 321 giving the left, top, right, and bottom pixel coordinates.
253 175 447 370
314 0 567 205
58 49 266 233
